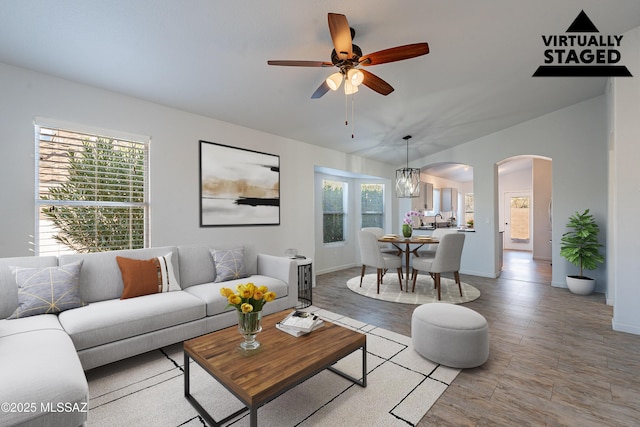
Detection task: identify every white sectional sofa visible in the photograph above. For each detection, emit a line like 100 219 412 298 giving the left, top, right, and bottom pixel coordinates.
0 243 297 427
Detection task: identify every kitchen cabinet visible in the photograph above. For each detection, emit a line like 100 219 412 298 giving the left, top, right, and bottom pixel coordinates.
411 182 434 211
441 187 458 212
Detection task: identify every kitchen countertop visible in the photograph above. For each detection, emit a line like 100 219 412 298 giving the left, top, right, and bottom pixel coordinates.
412 226 475 232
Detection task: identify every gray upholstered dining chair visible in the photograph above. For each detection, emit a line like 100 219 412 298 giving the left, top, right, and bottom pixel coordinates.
357 230 403 294
361 227 398 254
411 233 465 299
415 228 457 259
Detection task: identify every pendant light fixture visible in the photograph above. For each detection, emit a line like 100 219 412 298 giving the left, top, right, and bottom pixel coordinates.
395 135 421 198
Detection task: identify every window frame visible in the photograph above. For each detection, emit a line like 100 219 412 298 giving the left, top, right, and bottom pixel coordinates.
34 120 150 255
360 182 385 229
321 179 348 245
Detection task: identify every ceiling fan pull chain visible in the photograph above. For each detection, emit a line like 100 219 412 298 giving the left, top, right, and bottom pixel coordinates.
345 91 349 126
351 94 355 139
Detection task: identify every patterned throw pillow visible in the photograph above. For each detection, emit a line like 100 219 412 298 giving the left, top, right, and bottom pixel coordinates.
211 247 249 283
8 261 85 319
116 253 181 300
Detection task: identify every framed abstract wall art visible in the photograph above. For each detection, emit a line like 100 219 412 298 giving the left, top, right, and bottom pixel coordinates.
199 141 280 226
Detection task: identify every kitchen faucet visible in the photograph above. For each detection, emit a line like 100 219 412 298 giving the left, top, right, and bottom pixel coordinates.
435 213 443 221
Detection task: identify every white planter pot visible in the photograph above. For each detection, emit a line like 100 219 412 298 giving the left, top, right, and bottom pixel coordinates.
566 276 596 295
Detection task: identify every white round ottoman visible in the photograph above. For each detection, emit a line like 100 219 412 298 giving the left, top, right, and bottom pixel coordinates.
411 303 489 368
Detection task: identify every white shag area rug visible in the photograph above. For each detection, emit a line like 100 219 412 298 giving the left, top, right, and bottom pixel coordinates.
86 307 459 426
347 273 481 305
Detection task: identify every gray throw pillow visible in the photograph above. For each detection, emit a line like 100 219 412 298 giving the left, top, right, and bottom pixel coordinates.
8 261 85 319
211 247 249 283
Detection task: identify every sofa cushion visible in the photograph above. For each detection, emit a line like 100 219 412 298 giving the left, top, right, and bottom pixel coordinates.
59 246 178 303
211 247 249 282
177 244 258 289
0 255 58 319
0 314 63 338
0 328 88 427
58 290 205 351
116 253 180 299
184 275 289 317
117 257 159 299
7 261 85 319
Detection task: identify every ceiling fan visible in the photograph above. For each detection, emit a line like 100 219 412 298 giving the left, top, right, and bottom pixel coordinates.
267 13 429 99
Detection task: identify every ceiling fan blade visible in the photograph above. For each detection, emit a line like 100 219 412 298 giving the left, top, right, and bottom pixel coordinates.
267 60 333 67
328 13 352 60
360 69 394 95
311 80 331 99
359 43 429 66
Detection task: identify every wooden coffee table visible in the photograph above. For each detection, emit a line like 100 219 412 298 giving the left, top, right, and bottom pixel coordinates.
184 310 367 427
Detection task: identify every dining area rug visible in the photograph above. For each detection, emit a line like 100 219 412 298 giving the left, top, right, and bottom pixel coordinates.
85 308 460 426
347 274 481 305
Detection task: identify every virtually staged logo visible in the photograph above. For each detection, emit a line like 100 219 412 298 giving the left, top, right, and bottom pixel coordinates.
533 10 632 77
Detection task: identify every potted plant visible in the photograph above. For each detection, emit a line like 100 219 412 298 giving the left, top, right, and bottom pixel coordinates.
559 209 604 295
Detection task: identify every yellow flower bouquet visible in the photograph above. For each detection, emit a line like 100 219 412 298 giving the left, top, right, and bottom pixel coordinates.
220 282 277 313
220 283 277 350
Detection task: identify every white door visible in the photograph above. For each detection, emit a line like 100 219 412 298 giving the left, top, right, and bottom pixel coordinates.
504 192 533 251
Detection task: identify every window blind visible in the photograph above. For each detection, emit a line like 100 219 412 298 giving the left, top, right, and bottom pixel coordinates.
361 183 384 228
322 180 346 244
35 125 149 255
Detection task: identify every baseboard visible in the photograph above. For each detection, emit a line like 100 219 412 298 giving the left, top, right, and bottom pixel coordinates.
460 269 500 279
315 263 357 276
612 318 640 336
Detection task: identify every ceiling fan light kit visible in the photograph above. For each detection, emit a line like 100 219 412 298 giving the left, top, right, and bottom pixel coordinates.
396 135 421 198
344 79 359 95
326 72 343 90
267 13 429 100
347 68 364 86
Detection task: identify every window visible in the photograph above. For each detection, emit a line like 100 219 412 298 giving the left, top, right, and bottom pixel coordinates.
361 183 384 228
322 180 346 244
35 124 149 255
509 196 530 240
464 193 474 227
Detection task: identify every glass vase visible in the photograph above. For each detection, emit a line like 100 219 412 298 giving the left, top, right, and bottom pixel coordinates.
402 224 412 238
237 311 262 350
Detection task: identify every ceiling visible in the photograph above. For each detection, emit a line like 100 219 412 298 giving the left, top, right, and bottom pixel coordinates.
1 1 639 172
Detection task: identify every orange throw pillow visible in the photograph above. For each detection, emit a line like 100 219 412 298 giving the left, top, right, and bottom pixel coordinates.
116 256 161 299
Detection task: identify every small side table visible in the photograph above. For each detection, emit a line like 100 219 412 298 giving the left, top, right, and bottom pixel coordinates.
293 257 313 308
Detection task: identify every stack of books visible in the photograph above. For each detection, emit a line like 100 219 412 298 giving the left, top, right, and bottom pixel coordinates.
276 310 324 337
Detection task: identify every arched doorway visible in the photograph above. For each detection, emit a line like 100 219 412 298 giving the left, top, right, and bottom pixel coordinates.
497 156 552 284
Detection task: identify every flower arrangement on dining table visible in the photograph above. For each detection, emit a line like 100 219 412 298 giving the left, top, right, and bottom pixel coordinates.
402 210 421 237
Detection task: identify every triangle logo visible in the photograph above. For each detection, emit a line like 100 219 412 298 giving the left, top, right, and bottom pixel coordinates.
566 10 599 33
533 10 632 77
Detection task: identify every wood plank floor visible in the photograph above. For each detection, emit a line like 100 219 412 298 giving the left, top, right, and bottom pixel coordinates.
312 251 640 426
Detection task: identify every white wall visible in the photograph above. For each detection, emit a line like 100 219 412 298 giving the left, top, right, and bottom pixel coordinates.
410 96 607 287
0 63 394 265
609 26 640 335
532 158 553 261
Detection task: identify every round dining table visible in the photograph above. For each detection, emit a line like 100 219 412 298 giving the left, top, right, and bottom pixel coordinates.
377 234 439 291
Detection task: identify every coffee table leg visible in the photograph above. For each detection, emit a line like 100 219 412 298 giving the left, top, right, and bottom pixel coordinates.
184 350 249 426
327 342 367 387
